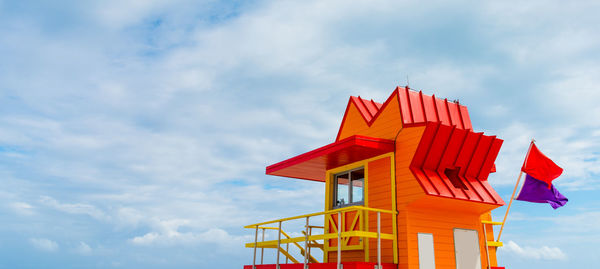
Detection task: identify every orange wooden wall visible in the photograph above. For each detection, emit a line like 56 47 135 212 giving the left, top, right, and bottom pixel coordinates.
327 250 365 263
367 156 394 263
404 207 482 268
394 126 427 269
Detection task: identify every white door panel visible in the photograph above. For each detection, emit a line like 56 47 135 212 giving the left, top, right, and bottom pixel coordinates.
418 233 435 269
454 228 482 269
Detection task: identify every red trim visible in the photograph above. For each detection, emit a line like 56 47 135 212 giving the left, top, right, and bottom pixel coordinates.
266 135 395 182
353 96 373 122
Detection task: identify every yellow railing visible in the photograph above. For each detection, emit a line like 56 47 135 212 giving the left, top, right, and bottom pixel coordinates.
245 205 397 269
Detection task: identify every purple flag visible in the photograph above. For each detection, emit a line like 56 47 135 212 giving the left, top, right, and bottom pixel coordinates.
516 174 568 209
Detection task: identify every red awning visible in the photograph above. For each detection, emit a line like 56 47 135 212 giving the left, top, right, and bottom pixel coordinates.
410 122 505 205
266 135 395 182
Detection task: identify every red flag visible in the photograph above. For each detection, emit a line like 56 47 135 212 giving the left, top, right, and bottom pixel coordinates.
521 143 563 188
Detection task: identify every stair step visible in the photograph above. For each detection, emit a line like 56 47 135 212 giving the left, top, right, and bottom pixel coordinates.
487 241 503 247
481 220 503 225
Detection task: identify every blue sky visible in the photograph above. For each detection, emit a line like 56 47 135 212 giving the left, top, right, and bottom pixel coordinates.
1 0 599 268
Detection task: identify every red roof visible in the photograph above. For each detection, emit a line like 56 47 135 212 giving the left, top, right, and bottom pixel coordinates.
266 135 395 182
410 122 504 205
337 87 472 142
398 87 472 130
349 96 383 122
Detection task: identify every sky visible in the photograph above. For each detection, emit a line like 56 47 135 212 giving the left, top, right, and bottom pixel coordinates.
1 0 599 268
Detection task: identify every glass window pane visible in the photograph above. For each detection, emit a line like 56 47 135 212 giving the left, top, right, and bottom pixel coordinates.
335 173 349 207
350 169 364 203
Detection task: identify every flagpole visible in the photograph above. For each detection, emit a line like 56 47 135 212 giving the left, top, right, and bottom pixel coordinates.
497 139 535 242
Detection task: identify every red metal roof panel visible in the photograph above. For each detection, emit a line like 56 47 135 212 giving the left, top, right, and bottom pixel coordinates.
423 124 453 170
421 93 438 122
459 104 473 130
409 122 505 206
465 135 494 178
434 97 451 126
478 139 503 180
437 127 468 171
446 101 464 129
408 90 426 123
266 135 395 182
398 88 414 125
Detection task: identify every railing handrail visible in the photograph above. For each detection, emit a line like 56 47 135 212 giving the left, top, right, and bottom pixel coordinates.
244 205 396 228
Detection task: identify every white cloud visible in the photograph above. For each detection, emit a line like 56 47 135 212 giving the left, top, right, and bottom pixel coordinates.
130 232 160 245
9 202 35 216
75 241 92 255
501 240 567 261
115 207 146 228
29 238 59 252
39 196 109 221
129 225 249 251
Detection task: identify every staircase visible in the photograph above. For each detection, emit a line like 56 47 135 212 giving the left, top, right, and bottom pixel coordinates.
254 226 323 265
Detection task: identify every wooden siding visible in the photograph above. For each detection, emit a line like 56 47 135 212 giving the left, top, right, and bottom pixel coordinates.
404 206 492 269
337 102 371 141
394 126 427 269
328 250 365 263
367 156 394 263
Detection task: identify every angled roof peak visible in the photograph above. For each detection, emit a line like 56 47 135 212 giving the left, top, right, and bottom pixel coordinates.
349 96 383 122
336 86 473 141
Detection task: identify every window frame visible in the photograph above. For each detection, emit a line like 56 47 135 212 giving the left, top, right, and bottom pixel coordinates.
332 166 365 209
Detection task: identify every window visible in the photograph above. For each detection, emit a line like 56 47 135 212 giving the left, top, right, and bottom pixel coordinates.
333 167 364 208
444 167 468 190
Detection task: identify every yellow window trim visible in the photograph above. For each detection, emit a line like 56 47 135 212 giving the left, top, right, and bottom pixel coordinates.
323 152 396 262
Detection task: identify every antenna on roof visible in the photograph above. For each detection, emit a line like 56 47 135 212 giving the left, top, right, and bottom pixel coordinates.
406 75 410 88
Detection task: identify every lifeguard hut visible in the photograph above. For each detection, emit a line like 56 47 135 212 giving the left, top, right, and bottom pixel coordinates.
244 87 506 269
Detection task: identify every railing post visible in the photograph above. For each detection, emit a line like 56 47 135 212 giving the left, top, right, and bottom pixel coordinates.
253 226 258 269
337 212 342 269
261 228 265 264
277 221 282 269
307 226 312 262
304 216 309 269
377 211 381 269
